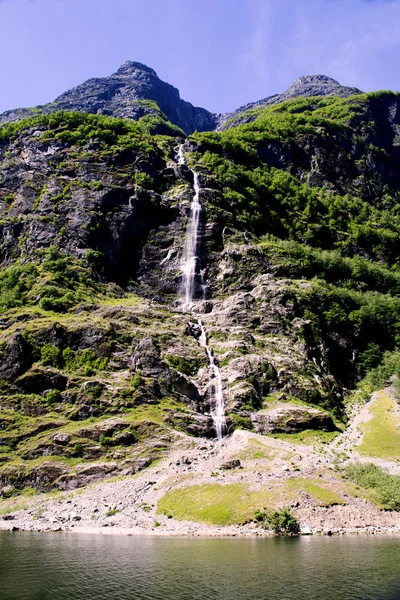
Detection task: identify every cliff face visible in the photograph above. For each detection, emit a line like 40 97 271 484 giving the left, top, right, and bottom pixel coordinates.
0 65 400 495
0 61 218 135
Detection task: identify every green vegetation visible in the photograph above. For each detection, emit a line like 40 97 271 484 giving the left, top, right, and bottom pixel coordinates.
192 94 400 253
157 483 275 526
359 353 400 397
269 430 339 445
40 345 108 375
0 247 103 312
105 508 119 517
130 372 145 390
187 92 400 392
254 507 300 535
344 463 400 510
356 392 400 459
0 110 181 150
284 478 344 506
229 413 254 431
164 355 200 376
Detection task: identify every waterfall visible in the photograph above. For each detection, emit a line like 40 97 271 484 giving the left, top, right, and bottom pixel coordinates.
181 171 202 307
198 320 228 440
177 144 227 440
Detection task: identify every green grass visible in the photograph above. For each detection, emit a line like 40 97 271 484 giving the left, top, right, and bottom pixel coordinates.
157 477 345 526
357 391 400 459
269 430 339 445
235 438 294 461
284 478 344 506
157 483 275 525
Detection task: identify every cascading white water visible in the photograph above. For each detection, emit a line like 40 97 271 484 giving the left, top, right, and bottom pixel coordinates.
198 320 227 440
177 144 227 439
181 171 202 307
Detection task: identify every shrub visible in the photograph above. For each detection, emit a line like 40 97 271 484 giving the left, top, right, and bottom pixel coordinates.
45 389 62 405
229 413 253 431
130 372 145 390
165 354 200 376
254 507 300 535
40 344 62 368
62 347 108 375
99 435 116 447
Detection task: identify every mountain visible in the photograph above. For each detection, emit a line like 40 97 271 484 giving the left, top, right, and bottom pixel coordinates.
0 64 400 535
218 74 363 128
0 65 361 135
0 61 218 135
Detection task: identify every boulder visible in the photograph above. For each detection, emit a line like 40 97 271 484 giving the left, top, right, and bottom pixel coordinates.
251 404 337 434
220 459 241 470
53 433 71 445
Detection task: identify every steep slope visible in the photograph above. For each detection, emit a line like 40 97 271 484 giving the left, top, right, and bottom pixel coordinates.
0 64 363 136
0 76 400 519
0 61 218 135
219 75 362 129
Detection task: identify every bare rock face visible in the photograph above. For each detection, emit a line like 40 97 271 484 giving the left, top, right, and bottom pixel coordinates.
251 404 337 434
0 61 218 135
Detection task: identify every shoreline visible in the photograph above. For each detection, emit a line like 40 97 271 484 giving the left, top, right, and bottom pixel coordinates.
2 523 400 537
2 502 400 538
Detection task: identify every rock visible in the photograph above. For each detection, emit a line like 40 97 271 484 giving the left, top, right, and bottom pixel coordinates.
17 367 68 394
131 338 168 378
70 514 82 522
133 458 152 473
251 404 337 434
0 61 217 135
0 485 15 498
300 523 312 535
0 333 31 381
220 459 241 470
2 515 15 521
53 433 71 445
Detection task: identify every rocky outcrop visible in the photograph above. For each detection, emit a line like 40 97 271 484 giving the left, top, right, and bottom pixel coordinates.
0 64 363 135
219 75 362 129
251 403 337 434
0 61 218 135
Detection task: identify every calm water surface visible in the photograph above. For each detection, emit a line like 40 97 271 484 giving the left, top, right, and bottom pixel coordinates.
0 531 400 599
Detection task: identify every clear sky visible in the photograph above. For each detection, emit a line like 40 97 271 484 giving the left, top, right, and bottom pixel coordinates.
0 0 399 115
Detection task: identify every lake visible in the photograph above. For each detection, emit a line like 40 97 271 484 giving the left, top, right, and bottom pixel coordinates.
0 531 400 599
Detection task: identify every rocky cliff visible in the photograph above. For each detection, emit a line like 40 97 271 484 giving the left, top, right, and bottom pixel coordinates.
0 61 218 135
0 65 400 509
218 75 363 129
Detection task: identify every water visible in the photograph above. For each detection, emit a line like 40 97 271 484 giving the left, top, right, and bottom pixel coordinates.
1 531 400 600
178 145 227 438
198 320 228 440
181 171 202 307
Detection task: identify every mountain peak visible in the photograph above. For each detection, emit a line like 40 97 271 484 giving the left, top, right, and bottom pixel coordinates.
291 74 340 86
285 74 361 97
115 61 158 78
219 74 363 129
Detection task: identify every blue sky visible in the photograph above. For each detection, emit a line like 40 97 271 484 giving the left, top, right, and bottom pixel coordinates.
0 0 399 114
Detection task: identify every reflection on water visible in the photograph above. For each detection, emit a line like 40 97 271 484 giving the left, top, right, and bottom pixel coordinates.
0 531 400 600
